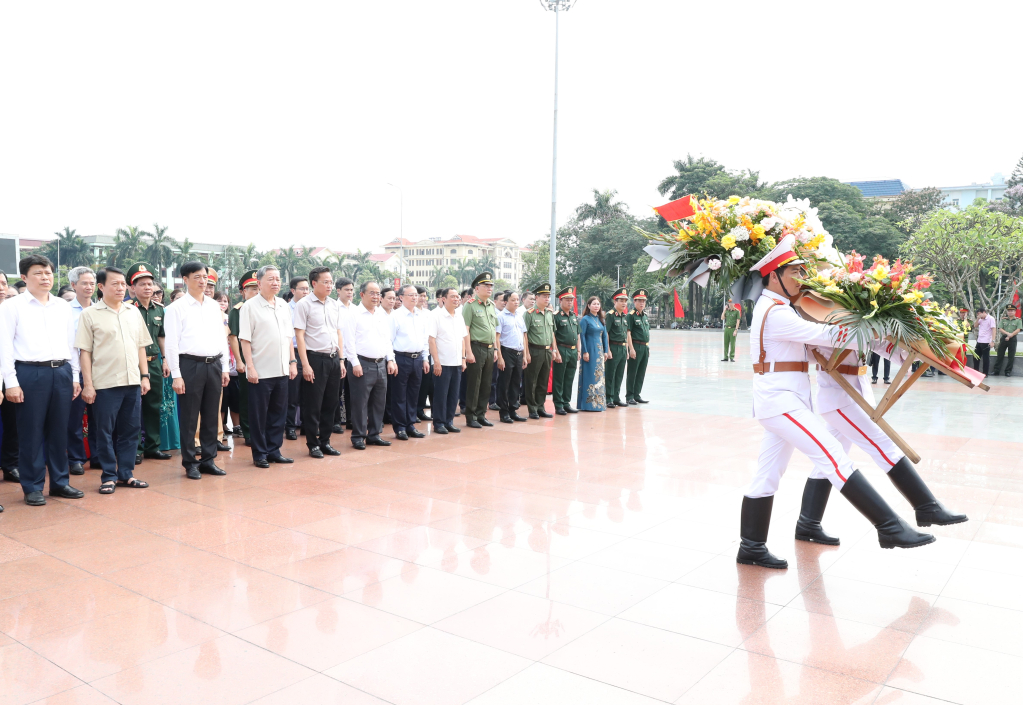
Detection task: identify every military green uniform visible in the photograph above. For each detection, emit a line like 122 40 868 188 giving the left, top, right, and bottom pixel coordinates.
552 289 580 412
228 300 250 441
524 297 556 415
605 289 630 406
626 295 651 404
723 306 740 361
132 289 165 455
462 273 499 423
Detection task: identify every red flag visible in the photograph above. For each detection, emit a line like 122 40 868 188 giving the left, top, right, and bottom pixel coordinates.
673 289 684 318
654 195 699 222
573 287 578 315
1014 289 1020 318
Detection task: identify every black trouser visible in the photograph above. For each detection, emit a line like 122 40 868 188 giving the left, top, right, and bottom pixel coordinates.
391 353 424 434
489 358 499 404
301 352 342 448
465 341 495 422
869 352 890 381
497 347 523 414
14 362 73 494
433 365 460 428
93 385 141 484
286 348 302 431
350 356 387 442
177 356 224 471
248 375 288 461
994 335 1017 376
417 359 433 415
1 381 19 471
973 342 991 375
67 373 89 464
334 374 351 428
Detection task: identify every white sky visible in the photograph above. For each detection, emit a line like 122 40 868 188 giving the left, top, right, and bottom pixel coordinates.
2 0 1020 252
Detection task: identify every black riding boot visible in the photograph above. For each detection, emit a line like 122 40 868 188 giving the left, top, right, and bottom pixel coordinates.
736 495 788 569
887 457 968 527
840 470 935 549
795 478 840 545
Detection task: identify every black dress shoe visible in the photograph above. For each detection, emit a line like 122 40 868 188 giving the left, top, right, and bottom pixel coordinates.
69 463 84 476
135 453 144 465
721 357 729 362
232 428 244 437
528 412 540 420
49 484 84 499
555 408 567 416
366 436 391 446
308 447 324 459
352 439 366 450
445 424 460 433
635 396 649 403
254 458 270 468
285 429 298 441
144 451 172 460
466 419 482 429
488 403 501 411
883 378 892 384
186 467 202 480
333 423 343 434
320 444 341 456
605 401 616 408
417 412 432 421
395 430 409 441
454 409 461 417
199 462 227 476
537 410 552 418
501 415 513 424
25 491 46 506
433 424 449 434
510 412 527 422
216 441 231 452
268 454 294 464
408 428 425 438
627 399 638 406
565 406 578 413
479 418 494 427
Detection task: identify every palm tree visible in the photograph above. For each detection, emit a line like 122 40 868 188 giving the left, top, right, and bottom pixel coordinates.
177 237 195 263
277 245 303 282
574 189 629 226
38 227 92 269
582 273 616 305
143 223 177 278
108 226 146 267
648 281 673 327
345 250 375 283
429 265 452 288
241 243 260 270
473 256 498 280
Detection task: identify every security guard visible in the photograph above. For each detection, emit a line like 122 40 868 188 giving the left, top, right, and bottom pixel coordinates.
128 263 172 460
462 272 499 428
721 297 741 362
228 270 259 444
552 286 580 415
523 283 560 418
625 288 651 405
605 288 630 407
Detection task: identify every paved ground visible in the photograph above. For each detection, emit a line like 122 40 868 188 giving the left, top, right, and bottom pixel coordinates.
0 330 1018 704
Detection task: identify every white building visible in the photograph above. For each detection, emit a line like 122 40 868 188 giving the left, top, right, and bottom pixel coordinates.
936 173 1007 210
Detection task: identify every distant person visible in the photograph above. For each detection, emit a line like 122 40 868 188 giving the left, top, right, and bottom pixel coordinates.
169 288 184 303
721 297 740 362
427 287 468 434
496 291 527 423
605 288 630 407
66 266 95 475
333 277 356 434
626 289 651 404
380 287 396 313
0 270 19 491
973 308 995 375
228 271 259 446
389 285 429 440
344 281 396 449
992 304 1020 377
286 275 310 440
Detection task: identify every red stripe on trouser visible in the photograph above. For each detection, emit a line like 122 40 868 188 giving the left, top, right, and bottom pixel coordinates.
836 408 896 466
782 412 846 482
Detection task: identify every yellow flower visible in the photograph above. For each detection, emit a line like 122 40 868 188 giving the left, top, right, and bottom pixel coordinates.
728 196 741 205
721 234 736 249
870 300 878 308
764 236 776 249
824 285 842 294
806 234 825 250
871 265 889 281
866 282 882 294
751 224 765 241
902 291 923 304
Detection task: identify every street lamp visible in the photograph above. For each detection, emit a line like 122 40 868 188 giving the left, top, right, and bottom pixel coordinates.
386 182 404 286
539 0 578 290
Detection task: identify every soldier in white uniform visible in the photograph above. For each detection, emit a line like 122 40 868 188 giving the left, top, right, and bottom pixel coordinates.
794 342 967 545
740 235 934 569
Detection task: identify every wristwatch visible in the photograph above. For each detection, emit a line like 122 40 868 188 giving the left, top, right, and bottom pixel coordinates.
141 374 150 379
289 359 297 364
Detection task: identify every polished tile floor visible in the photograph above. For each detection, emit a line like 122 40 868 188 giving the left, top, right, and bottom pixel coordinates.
0 331 1018 704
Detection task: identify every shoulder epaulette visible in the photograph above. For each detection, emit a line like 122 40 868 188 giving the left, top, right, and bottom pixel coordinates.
233 302 244 310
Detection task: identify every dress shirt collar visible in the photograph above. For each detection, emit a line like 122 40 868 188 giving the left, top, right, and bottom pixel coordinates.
255 294 285 309
761 291 791 305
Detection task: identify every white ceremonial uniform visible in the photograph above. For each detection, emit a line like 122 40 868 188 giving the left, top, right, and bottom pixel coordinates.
748 291 859 498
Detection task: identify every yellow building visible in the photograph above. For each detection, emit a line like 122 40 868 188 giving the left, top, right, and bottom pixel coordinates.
382 235 524 289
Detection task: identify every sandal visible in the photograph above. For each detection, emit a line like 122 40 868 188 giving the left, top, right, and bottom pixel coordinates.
118 478 149 489
99 481 116 494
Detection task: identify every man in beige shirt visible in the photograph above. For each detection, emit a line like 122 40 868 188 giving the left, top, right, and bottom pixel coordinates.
75 266 152 493
239 265 298 467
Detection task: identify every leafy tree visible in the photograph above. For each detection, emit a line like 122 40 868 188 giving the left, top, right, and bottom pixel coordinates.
574 188 628 226
36 227 92 269
993 184 1023 216
257 250 278 268
439 274 458 290
581 273 616 305
108 226 146 267
874 187 945 234
815 200 903 261
627 254 662 293
143 223 177 277
493 278 510 291
759 177 867 213
658 154 764 201
277 245 305 283
1007 153 1023 188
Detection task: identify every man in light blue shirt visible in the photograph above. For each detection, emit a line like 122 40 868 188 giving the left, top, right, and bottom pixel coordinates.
496 292 528 423
389 285 430 440
67 266 95 474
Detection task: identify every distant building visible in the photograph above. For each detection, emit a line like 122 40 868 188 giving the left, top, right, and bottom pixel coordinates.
382 235 524 289
844 180 907 202
935 173 1007 210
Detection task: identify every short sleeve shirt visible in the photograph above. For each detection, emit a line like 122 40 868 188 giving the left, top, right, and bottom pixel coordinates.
133 299 165 357
293 294 345 354
627 310 650 343
554 310 580 346
607 309 630 343
75 301 153 389
524 308 555 347
724 308 741 330
462 299 498 344
496 308 527 351
228 302 246 364
1001 317 1022 336
239 295 294 378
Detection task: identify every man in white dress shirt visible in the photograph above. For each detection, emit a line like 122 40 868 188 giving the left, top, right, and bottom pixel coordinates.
333 277 356 434
390 285 430 440
427 287 469 434
0 255 83 506
285 275 309 440
164 261 231 480
344 281 397 449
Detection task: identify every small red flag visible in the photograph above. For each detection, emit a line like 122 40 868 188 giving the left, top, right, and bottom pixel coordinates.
573 287 578 315
654 195 699 222
1014 289 1020 319
673 289 685 318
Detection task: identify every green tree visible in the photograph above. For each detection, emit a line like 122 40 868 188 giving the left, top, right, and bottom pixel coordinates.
277 245 304 283
107 226 146 267
1007 153 1023 188
874 186 945 234
574 188 629 226
257 250 278 268
581 273 616 305
658 154 764 201
439 274 458 290
37 227 92 270
627 254 661 293
143 222 177 276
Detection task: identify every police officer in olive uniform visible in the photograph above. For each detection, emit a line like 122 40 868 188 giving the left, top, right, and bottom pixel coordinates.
552 286 580 415
625 289 651 405
462 272 499 428
722 297 741 362
128 263 172 460
523 283 560 418
228 270 259 444
605 288 630 407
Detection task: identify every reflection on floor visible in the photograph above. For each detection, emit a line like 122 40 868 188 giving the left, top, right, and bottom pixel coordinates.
0 331 1018 704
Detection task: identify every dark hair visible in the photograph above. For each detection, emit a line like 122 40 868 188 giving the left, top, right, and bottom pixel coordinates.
19 254 54 277
0 269 6 283
435 288 445 298
380 287 394 297
415 286 426 295
179 261 206 279
584 295 605 324
57 284 73 297
169 288 185 302
494 292 505 303
460 288 473 298
289 276 308 291
309 266 331 284
283 291 293 302
96 266 125 286
213 291 229 303
335 277 354 291
977 307 987 313
13 279 26 290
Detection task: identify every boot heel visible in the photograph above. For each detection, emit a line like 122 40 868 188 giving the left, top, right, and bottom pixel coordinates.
841 471 936 549
888 458 968 527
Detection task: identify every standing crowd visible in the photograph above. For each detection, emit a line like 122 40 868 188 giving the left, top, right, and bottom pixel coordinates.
0 259 655 509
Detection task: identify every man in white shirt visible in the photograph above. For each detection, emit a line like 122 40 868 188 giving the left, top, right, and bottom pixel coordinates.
66 266 95 475
240 265 297 468
428 287 469 434
0 255 83 506
495 291 528 423
286 276 310 440
295 266 346 458
164 261 231 480
344 281 397 449
333 277 356 434
389 285 430 440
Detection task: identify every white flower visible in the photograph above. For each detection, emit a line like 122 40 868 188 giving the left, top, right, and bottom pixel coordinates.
728 225 750 242
760 216 780 231
848 271 863 283
731 247 744 260
707 258 722 270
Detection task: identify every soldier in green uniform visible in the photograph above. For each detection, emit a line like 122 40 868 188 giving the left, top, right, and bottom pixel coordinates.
128 263 172 460
462 272 499 428
605 288 630 407
626 289 651 405
552 286 580 415
721 297 741 362
228 270 259 445
523 283 560 419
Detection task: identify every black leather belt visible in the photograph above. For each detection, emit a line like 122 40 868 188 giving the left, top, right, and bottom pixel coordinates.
180 353 222 364
307 350 339 359
610 341 627 346
16 359 67 368
146 355 158 361
358 355 386 364
633 341 648 346
395 351 422 359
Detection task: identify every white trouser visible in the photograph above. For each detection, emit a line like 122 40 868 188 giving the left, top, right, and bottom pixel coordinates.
815 403 904 478
748 406 856 498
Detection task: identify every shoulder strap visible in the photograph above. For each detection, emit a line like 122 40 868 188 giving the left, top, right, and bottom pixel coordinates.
757 302 781 374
